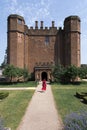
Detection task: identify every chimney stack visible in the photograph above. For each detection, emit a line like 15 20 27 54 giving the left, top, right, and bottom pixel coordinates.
52 21 55 27
35 21 38 29
40 21 43 29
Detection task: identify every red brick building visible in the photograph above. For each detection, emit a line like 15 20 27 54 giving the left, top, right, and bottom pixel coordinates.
7 14 81 81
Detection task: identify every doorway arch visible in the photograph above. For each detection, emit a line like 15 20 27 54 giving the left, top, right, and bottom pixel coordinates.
41 72 47 81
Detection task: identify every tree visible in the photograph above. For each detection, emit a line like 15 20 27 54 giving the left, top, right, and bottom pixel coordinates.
16 67 23 79
52 64 64 82
0 48 7 69
63 65 78 83
17 68 29 81
3 65 17 82
78 66 87 79
22 68 29 81
3 65 29 82
52 65 78 83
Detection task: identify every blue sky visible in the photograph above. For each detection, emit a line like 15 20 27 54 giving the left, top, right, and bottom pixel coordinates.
0 0 87 65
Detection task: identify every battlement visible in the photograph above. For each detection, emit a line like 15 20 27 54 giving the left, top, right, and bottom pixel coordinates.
29 21 58 29
28 24 58 36
8 14 80 36
27 21 62 36
30 21 56 29
64 15 80 22
8 14 64 36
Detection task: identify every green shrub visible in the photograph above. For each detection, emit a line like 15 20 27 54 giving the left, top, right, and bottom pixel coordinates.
0 92 9 100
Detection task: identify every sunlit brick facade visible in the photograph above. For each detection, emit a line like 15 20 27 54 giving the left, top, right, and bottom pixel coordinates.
7 14 81 81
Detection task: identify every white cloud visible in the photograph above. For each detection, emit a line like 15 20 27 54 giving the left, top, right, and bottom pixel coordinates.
5 0 53 28
41 0 45 5
12 0 17 4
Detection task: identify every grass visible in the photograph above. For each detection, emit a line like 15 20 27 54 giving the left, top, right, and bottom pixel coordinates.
51 82 87 121
0 90 34 130
0 81 37 88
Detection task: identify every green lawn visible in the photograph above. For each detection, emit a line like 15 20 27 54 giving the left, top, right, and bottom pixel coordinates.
51 82 87 121
0 90 34 130
0 81 37 88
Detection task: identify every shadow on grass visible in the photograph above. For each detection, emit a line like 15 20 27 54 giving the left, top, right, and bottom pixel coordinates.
0 81 33 86
0 81 22 85
74 92 87 105
50 81 82 86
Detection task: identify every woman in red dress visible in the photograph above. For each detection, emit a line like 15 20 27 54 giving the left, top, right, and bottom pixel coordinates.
42 79 46 91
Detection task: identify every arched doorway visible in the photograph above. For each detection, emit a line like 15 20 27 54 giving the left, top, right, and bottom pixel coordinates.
41 72 47 81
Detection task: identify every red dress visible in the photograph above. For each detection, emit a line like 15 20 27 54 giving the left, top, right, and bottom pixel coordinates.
42 79 46 91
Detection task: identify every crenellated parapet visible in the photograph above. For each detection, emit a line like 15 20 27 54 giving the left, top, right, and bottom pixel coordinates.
8 14 63 36
30 21 56 29
28 21 59 36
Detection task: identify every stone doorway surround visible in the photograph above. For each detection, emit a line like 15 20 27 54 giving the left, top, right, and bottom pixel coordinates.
35 66 52 81
41 72 47 81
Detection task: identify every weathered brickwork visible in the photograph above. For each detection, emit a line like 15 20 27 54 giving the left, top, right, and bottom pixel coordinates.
7 14 81 81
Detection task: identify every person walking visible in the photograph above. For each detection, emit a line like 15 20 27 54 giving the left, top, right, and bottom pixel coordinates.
42 79 46 91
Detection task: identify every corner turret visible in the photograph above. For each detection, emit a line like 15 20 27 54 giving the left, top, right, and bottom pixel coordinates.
7 14 27 68
8 14 25 33
64 15 81 67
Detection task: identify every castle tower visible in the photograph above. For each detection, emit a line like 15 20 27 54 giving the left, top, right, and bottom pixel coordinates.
7 14 28 68
64 16 81 67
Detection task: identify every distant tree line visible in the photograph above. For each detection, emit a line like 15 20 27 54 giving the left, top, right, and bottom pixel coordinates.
2 64 87 83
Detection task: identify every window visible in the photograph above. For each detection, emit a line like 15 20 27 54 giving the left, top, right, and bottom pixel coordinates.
17 19 22 24
45 36 49 45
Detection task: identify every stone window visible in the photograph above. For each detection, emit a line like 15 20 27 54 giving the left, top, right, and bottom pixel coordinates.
17 18 22 24
45 36 49 45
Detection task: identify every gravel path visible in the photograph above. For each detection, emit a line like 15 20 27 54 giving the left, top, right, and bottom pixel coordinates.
16 82 63 130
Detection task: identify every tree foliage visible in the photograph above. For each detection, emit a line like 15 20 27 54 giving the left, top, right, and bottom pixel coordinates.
52 65 79 83
3 64 29 82
52 64 64 82
78 66 87 79
0 48 7 69
64 65 78 83
3 65 17 82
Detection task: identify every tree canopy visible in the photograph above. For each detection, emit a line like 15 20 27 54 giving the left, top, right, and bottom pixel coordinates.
52 65 85 83
3 64 29 82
